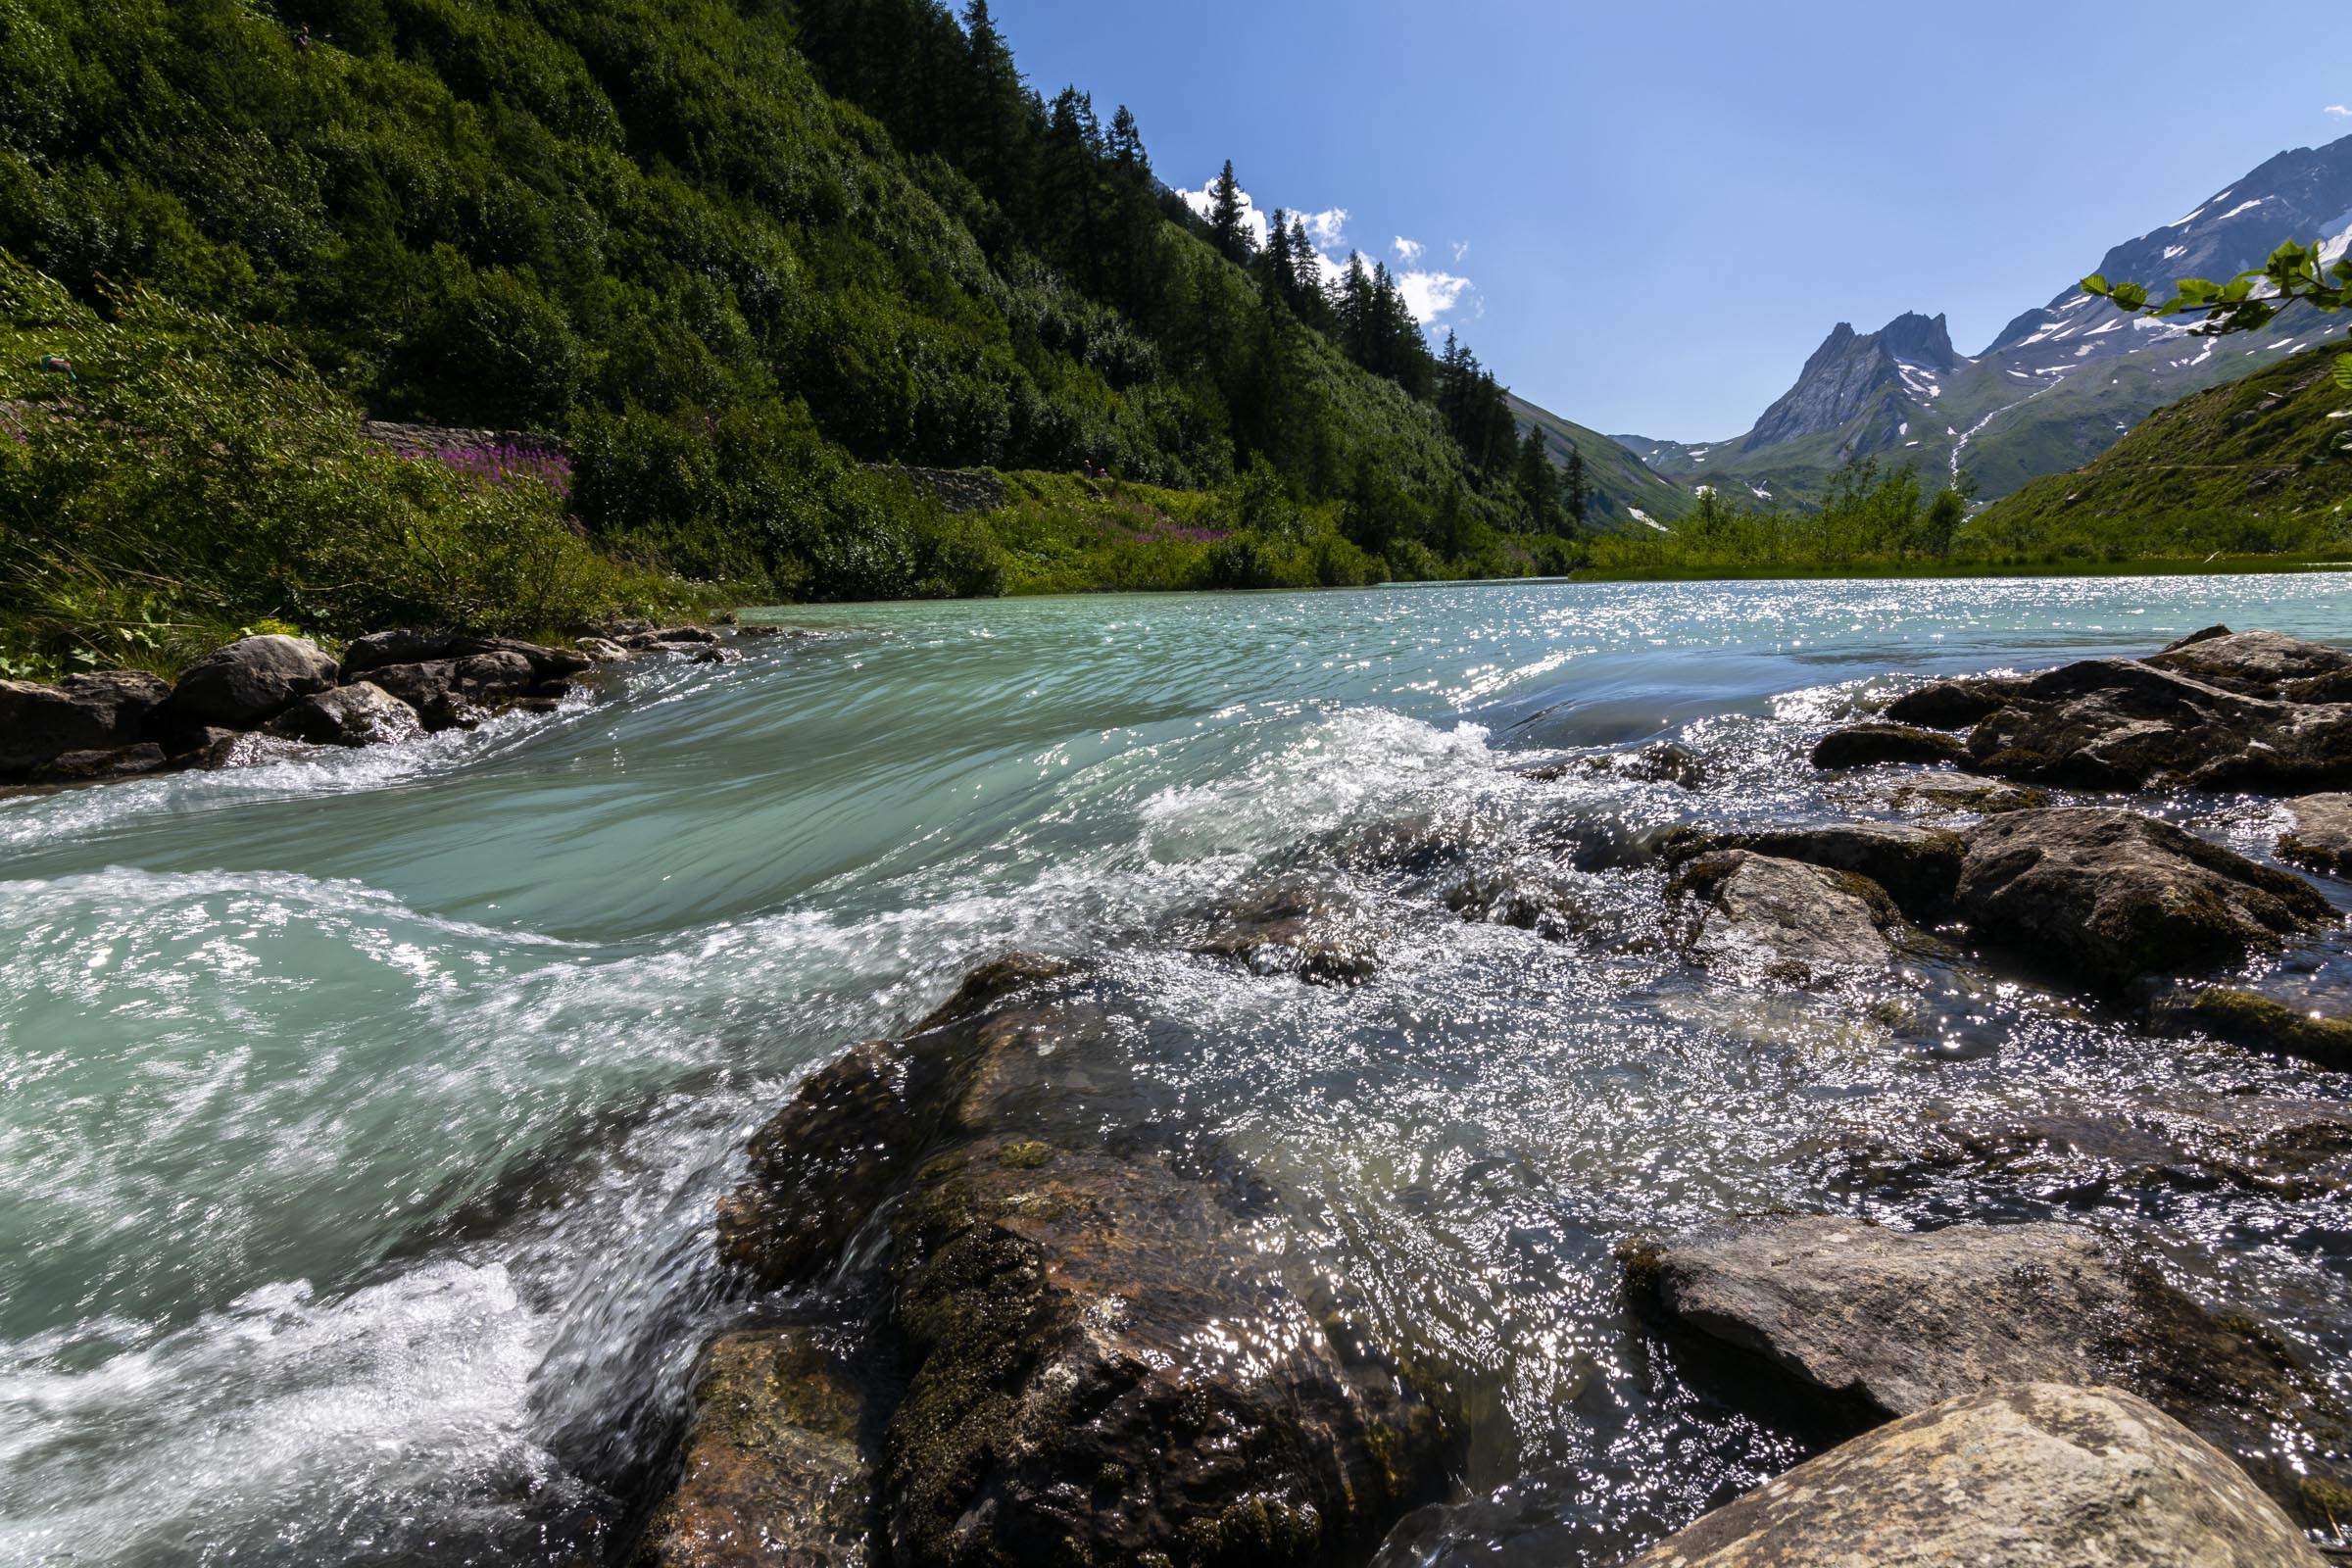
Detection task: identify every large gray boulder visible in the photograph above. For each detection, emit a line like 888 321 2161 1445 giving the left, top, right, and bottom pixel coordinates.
268 681 423 748
165 635 339 730
1954 808 2332 988
339 629 589 684
2146 626 2352 698
1672 850 1905 983
1622 1384 2325 1568
1627 1216 2348 1532
364 652 538 732
0 669 171 775
2279 792 2352 875
1965 657 2352 792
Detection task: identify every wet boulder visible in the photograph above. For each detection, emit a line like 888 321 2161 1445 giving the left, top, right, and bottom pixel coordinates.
0 670 171 775
1621 1384 2325 1568
1809 722 1969 769
629 626 721 649
341 629 589 685
28 743 170 783
574 636 630 663
365 652 539 732
1671 850 1906 983
2279 792 2352 875
2148 986 2352 1072
1664 822 1962 917
1952 808 2332 989
703 959 1448 1568
1882 672 2030 729
2146 627 2352 698
164 635 339 730
638 1329 872 1568
268 681 423 748
1625 1216 2348 1530
1965 657 2352 792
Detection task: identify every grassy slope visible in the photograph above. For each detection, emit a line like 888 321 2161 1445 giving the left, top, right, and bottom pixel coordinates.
1506 393 1693 525
1973 340 2352 542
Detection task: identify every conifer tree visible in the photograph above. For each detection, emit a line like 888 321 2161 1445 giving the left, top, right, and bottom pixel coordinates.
1207 160 1251 264
1562 447 1589 532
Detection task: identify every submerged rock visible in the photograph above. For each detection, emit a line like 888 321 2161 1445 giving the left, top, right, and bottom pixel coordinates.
1192 882 1379 985
1523 740 1708 789
1664 822 1962 918
1882 673 2030 729
698 959 1448 1568
1952 808 2332 989
0 669 172 776
1622 1384 2324 1568
2280 793 2352 875
1626 1215 2348 1530
2148 986 2352 1072
638 1329 872 1568
269 681 424 748
1824 1089 2352 1203
1809 722 1969 769
1831 768 2049 818
163 634 339 731
1672 850 1905 983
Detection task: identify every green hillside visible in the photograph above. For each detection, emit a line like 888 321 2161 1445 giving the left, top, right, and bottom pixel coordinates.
0 0 1583 668
1507 393 1693 526
1969 339 2352 557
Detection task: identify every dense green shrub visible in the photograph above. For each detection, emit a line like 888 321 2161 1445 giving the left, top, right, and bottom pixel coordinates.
0 253 694 674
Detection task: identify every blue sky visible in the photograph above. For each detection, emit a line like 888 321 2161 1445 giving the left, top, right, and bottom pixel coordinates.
984 0 2351 440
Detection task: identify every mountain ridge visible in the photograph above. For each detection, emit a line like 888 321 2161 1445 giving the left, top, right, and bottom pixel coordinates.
1612 133 2352 511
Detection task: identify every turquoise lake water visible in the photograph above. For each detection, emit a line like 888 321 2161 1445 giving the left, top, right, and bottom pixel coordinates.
3 572 2348 1565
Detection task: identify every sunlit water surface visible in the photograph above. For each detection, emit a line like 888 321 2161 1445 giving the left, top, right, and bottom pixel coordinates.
4 575 2349 1565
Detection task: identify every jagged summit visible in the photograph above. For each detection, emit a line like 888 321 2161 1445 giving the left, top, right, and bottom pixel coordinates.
1746 311 1954 451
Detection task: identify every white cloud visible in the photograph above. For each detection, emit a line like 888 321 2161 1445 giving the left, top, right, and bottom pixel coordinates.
1174 179 1472 320
1451 240 1471 264
2329 104 2352 119
1396 270 1473 324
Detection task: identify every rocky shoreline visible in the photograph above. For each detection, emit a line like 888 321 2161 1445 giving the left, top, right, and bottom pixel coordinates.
0 618 793 788
612 623 2350 1566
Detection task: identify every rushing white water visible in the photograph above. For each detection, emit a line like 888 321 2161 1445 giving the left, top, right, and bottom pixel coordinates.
3 575 2348 1566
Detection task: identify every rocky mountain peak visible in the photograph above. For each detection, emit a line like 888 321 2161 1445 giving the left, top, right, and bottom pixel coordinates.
1746 311 1949 451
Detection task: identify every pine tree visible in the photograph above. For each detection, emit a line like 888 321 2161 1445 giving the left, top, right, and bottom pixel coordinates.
1206 160 1251 264
1562 447 1588 532
1515 427 1558 533
1108 105 1147 173
1262 207 1295 304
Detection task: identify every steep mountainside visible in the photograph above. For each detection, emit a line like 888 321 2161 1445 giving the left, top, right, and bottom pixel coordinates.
1624 134 2352 510
1506 393 1693 527
1969 340 2352 549
0 0 1544 607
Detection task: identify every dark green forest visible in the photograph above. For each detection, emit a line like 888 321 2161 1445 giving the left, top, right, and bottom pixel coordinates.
0 0 1590 668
